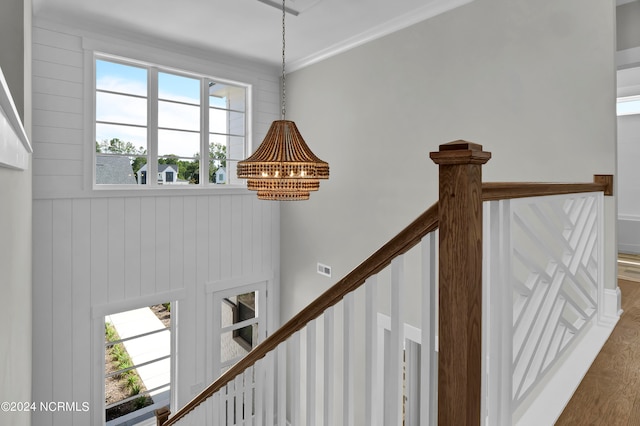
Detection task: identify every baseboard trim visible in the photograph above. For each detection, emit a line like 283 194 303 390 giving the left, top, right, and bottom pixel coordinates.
514 316 618 425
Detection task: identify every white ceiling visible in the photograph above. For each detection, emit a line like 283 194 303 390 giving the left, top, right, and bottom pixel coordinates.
32 0 472 71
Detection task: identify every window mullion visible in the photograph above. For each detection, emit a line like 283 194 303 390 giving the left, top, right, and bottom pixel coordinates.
201 78 209 187
148 68 159 187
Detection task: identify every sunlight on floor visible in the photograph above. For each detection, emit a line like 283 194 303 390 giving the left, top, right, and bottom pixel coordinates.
618 252 640 282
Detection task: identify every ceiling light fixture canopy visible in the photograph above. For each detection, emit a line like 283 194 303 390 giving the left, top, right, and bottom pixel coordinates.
237 0 329 201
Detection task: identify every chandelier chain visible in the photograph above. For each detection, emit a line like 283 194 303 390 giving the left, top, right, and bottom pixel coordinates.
281 0 286 119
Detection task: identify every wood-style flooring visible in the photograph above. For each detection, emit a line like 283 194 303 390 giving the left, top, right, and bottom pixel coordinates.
556 254 640 425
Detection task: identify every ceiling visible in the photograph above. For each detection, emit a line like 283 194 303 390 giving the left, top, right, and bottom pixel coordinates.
32 0 472 71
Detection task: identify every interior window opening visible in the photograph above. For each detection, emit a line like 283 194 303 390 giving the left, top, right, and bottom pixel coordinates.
104 302 172 426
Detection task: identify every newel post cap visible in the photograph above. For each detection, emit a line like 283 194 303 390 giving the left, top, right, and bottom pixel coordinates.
429 140 491 165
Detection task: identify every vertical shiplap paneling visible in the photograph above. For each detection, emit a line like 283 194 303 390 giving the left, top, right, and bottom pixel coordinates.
219 195 232 279
170 197 185 291
251 196 263 275
180 196 198 405
31 21 281 424
71 199 92 426
195 196 210 390
51 199 74 426
140 197 157 297
107 198 126 302
242 195 254 275
231 195 243 277
32 200 54 424
208 195 222 282
124 197 142 300
90 199 109 306
155 197 172 294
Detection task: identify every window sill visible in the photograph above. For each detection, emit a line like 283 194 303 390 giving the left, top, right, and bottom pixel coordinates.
0 67 31 171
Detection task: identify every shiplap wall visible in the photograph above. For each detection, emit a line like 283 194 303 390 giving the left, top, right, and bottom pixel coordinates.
31 20 280 426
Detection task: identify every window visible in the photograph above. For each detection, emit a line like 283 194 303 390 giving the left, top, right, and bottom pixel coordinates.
94 55 248 187
617 95 640 116
104 303 172 425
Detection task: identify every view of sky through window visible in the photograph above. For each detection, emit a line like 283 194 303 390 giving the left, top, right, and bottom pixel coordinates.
96 59 230 159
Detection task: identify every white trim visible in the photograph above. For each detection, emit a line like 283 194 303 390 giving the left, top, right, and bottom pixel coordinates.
602 287 623 324
205 272 274 294
617 46 640 69
618 214 640 222
287 0 476 72
0 66 31 170
513 318 617 426
376 312 422 345
91 288 187 318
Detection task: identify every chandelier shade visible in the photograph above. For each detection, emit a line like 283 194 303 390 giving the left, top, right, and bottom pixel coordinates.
237 0 329 200
237 120 329 200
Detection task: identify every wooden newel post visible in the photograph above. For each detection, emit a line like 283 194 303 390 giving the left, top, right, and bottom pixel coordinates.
155 406 171 426
430 141 491 425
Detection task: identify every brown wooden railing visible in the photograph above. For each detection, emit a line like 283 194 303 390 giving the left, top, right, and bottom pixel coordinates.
161 203 439 426
159 140 612 426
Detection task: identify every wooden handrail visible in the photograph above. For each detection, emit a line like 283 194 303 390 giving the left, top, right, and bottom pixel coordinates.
482 174 613 201
162 171 613 425
162 202 440 426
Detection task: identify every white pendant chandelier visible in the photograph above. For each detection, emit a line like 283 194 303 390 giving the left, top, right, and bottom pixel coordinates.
237 0 329 201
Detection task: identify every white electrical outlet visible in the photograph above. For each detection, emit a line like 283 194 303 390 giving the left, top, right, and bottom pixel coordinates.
317 263 332 277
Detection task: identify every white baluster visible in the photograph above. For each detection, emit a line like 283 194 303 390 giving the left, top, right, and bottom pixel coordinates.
277 342 287 426
292 332 301 426
211 392 220 426
323 306 335 426
220 384 228 425
307 320 317 426
388 256 404 425
255 359 263 426
246 367 255 426
420 232 437 426
236 374 244 426
264 351 275 426
365 276 379 426
343 292 355 426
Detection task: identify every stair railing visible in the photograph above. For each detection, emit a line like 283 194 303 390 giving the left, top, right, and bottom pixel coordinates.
159 141 612 426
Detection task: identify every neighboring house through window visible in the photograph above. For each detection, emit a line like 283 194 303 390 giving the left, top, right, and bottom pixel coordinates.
94 55 248 188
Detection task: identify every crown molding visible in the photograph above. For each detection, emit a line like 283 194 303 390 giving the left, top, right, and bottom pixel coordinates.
288 0 475 72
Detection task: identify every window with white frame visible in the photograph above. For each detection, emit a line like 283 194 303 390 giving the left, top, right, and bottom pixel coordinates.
104 303 172 426
94 55 248 187
617 95 640 116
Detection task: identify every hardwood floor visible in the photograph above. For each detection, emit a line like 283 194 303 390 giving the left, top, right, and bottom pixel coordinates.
556 270 640 425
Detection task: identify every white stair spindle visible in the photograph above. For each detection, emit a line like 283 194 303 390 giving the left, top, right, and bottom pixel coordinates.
235 374 244 426
323 306 335 426
343 292 355 426
307 320 317 426
264 351 275 426
292 332 301 426
365 276 379 426
420 232 437 426
245 367 254 426
389 256 405 425
254 359 263 426
277 343 287 426
211 393 220 426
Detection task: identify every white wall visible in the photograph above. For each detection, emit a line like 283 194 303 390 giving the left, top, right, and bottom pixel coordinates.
617 8 640 254
617 66 640 253
280 0 618 326
30 19 280 425
0 1 32 426
617 1 640 52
